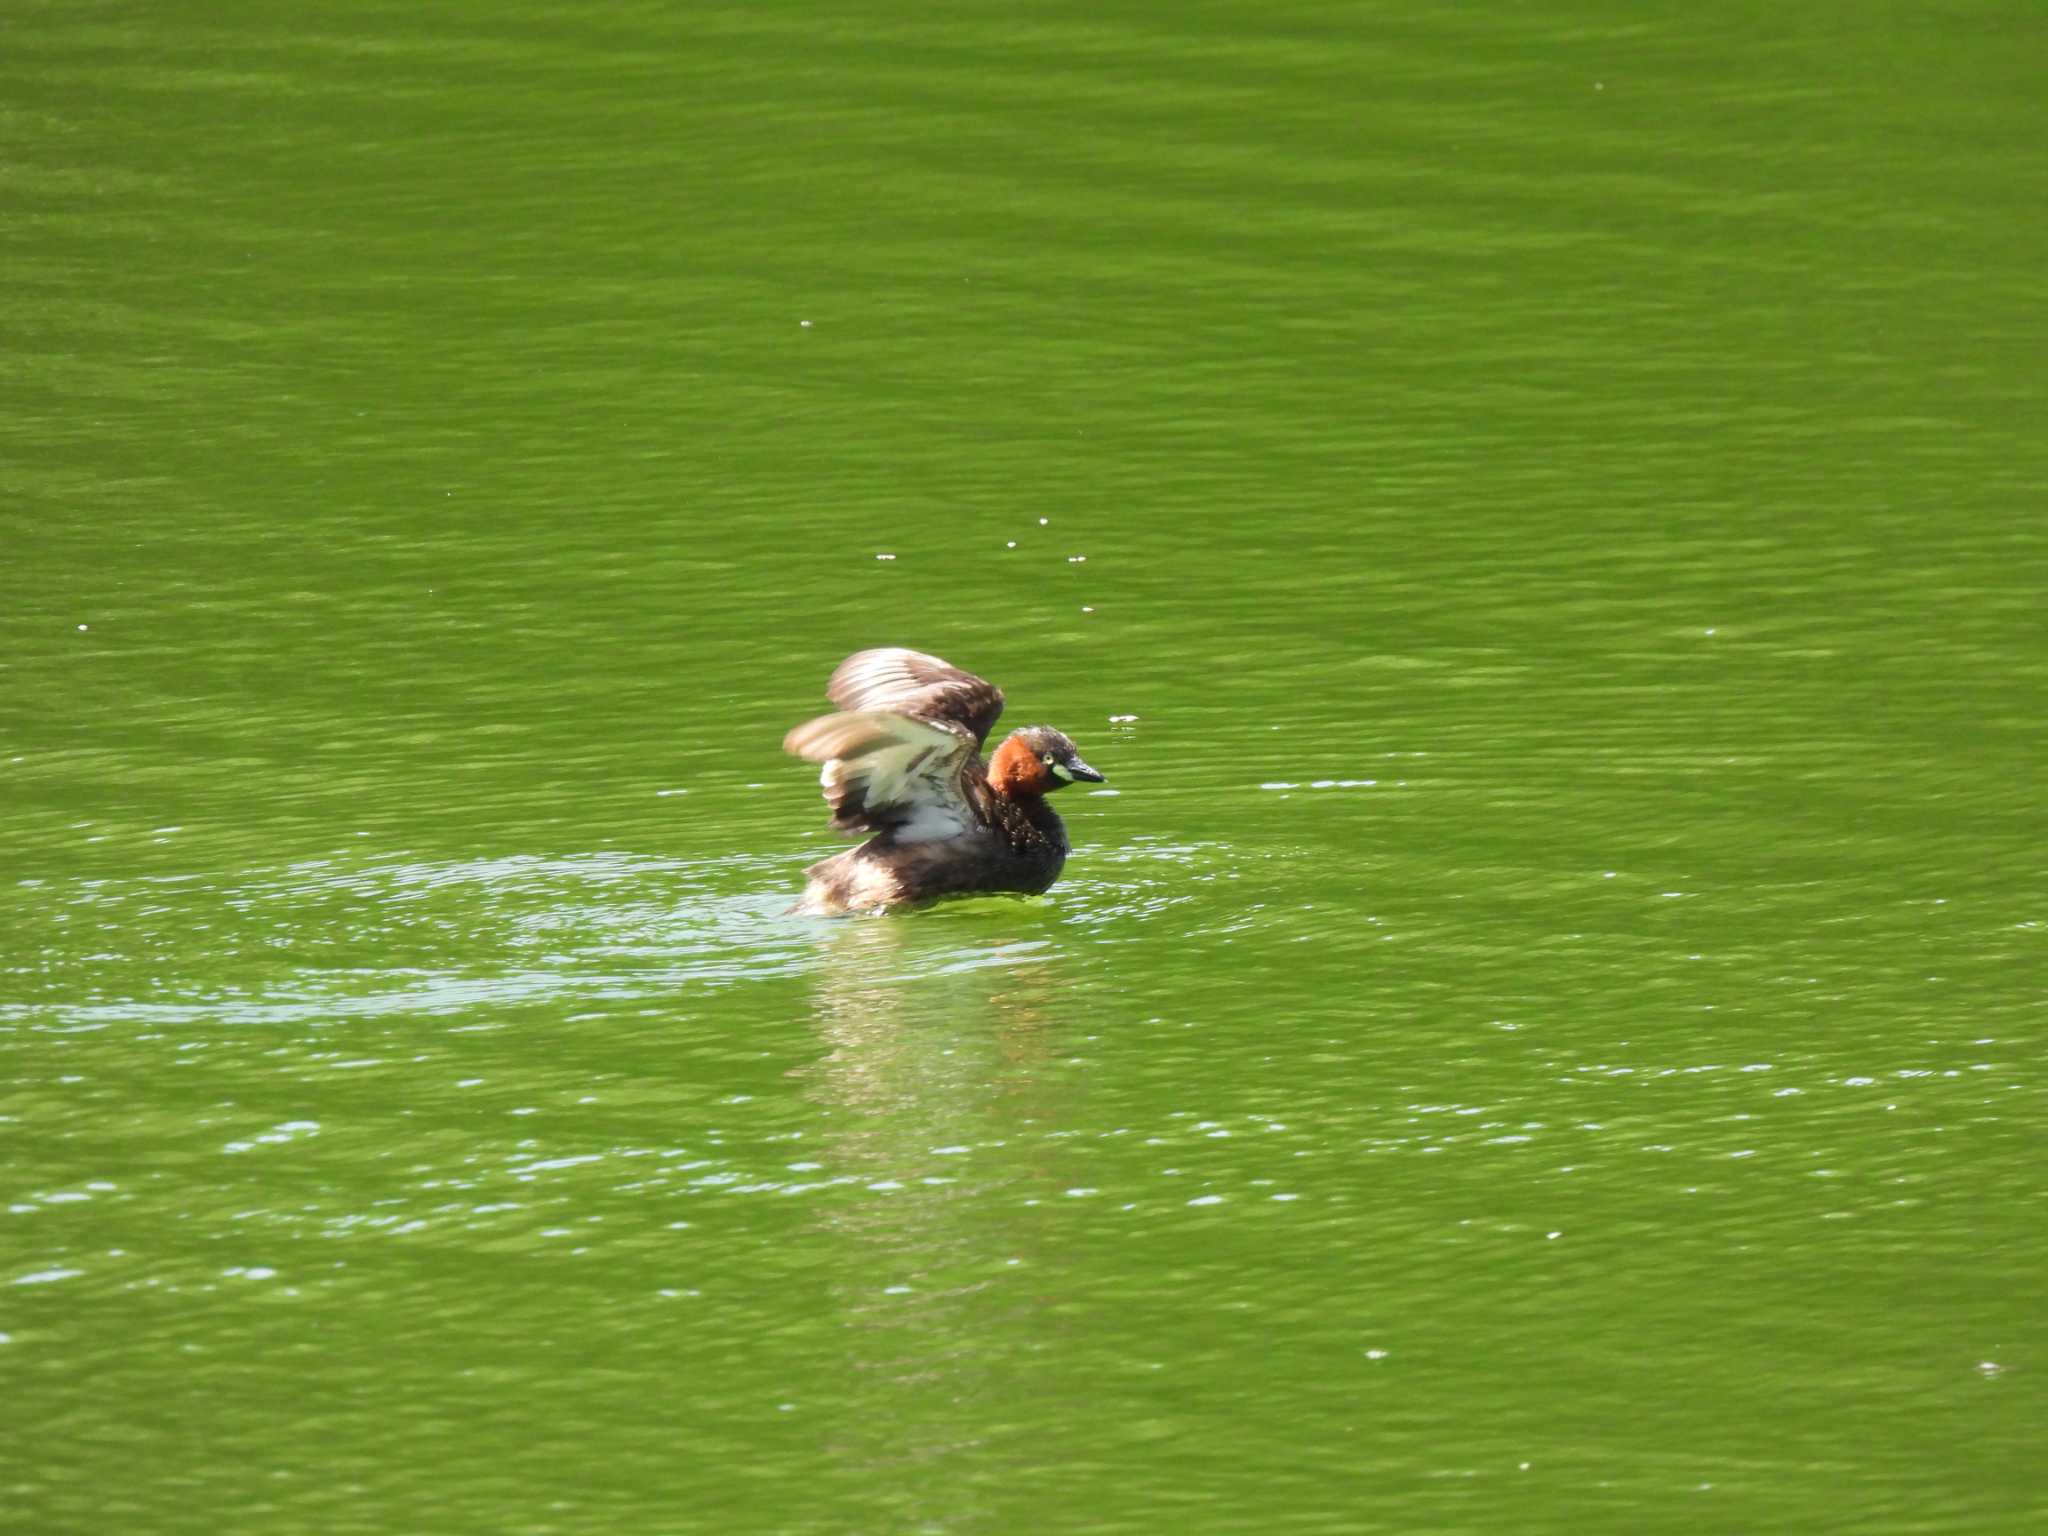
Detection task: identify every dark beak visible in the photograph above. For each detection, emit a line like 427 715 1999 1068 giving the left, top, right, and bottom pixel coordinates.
1066 756 1106 783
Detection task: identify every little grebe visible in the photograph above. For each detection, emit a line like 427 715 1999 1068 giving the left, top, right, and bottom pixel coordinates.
783 648 1105 915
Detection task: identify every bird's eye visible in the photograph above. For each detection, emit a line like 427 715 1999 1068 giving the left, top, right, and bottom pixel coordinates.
1041 753 1054 765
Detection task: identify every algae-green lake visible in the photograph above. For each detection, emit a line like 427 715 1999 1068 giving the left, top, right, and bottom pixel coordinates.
5 3 2044 1531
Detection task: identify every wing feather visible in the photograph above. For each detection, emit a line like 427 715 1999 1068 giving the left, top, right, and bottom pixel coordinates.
783 709 975 841
784 649 1006 840
825 648 1005 747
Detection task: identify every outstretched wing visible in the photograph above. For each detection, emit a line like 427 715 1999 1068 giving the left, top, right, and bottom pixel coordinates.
825 648 1005 748
783 708 979 842
784 649 1005 841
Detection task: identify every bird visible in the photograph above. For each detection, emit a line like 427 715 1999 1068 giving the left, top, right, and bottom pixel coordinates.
782 648 1105 914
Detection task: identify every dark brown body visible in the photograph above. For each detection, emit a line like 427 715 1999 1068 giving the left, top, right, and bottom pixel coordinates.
794 753 1071 915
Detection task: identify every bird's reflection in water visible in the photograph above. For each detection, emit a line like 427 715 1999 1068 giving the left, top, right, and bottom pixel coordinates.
790 911 1081 1524
799 914 1066 1117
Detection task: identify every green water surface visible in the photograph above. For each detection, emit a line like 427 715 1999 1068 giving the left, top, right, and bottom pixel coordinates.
4 3 2044 1532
